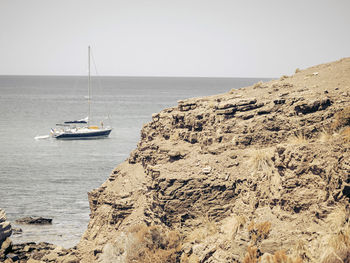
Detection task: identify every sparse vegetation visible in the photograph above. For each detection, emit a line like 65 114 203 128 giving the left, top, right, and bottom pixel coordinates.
181 253 200 263
341 127 350 143
265 250 303 263
234 215 247 235
325 207 347 232
248 148 273 174
329 227 350 252
332 107 350 131
253 81 264 89
248 221 271 244
208 101 217 109
318 128 333 143
126 224 181 263
330 107 350 144
243 246 258 263
288 132 308 145
321 226 350 263
294 240 313 262
185 214 218 243
243 247 302 263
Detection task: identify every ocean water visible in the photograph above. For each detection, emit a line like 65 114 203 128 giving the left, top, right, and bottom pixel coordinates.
0 76 266 248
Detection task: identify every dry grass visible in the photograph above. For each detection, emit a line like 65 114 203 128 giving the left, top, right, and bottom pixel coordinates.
181 254 200 263
326 207 348 232
294 240 312 262
248 221 271 244
221 214 247 241
320 225 350 263
341 127 350 143
208 101 217 109
253 81 264 89
243 247 302 263
126 224 181 263
328 227 350 253
288 132 308 145
264 250 303 263
243 246 258 263
332 107 350 131
185 214 218 243
318 128 333 143
248 148 273 174
235 215 247 233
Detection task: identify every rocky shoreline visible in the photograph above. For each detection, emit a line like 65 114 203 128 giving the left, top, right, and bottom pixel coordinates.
0 209 12 261
2 58 350 262
0 209 78 263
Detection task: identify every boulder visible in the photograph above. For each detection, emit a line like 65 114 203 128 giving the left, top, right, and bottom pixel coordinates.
294 98 331 114
15 217 52 225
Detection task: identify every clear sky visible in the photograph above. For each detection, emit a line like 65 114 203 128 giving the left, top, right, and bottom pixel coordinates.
1 0 349 77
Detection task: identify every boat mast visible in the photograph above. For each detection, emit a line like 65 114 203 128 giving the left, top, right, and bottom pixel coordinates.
88 46 91 127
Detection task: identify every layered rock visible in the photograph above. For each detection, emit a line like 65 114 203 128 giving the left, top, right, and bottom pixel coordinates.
0 208 12 261
77 58 350 263
9 242 79 263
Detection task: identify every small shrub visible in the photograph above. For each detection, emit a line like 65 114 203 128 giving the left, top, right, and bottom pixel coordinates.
248 221 271 244
318 128 333 143
280 75 289 81
295 68 301 73
326 207 347 232
243 246 258 263
185 214 218 243
257 221 271 240
249 148 273 174
208 101 217 109
253 81 263 89
126 224 181 263
321 226 350 263
181 254 200 263
236 215 247 230
328 228 350 252
288 132 308 145
265 250 303 263
341 127 350 143
294 240 310 261
332 107 350 131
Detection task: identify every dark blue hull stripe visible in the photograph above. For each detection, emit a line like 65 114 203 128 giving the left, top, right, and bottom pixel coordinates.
54 129 112 139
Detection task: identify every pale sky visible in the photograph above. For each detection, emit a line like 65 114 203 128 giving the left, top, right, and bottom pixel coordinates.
0 0 349 77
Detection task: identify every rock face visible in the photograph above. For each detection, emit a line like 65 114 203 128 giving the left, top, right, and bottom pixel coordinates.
16 217 53 225
77 58 350 263
9 242 79 263
0 208 12 261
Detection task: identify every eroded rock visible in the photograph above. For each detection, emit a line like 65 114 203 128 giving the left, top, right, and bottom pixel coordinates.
16 217 52 225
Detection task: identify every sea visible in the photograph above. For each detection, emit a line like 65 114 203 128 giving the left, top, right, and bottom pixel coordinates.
0 76 267 248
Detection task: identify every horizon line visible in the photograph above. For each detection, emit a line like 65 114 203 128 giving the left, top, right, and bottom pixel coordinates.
0 74 275 79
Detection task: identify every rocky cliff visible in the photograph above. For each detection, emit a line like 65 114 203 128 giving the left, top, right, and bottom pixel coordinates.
75 58 350 263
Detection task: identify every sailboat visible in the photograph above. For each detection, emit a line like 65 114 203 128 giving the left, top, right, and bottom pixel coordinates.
50 46 112 140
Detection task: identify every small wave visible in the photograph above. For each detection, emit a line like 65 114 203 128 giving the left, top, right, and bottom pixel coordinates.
34 135 50 140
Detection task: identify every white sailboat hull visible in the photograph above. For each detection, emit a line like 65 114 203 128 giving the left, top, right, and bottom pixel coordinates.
51 127 112 140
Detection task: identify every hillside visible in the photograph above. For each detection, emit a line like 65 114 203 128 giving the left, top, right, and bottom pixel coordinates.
77 58 350 263
4 58 350 263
